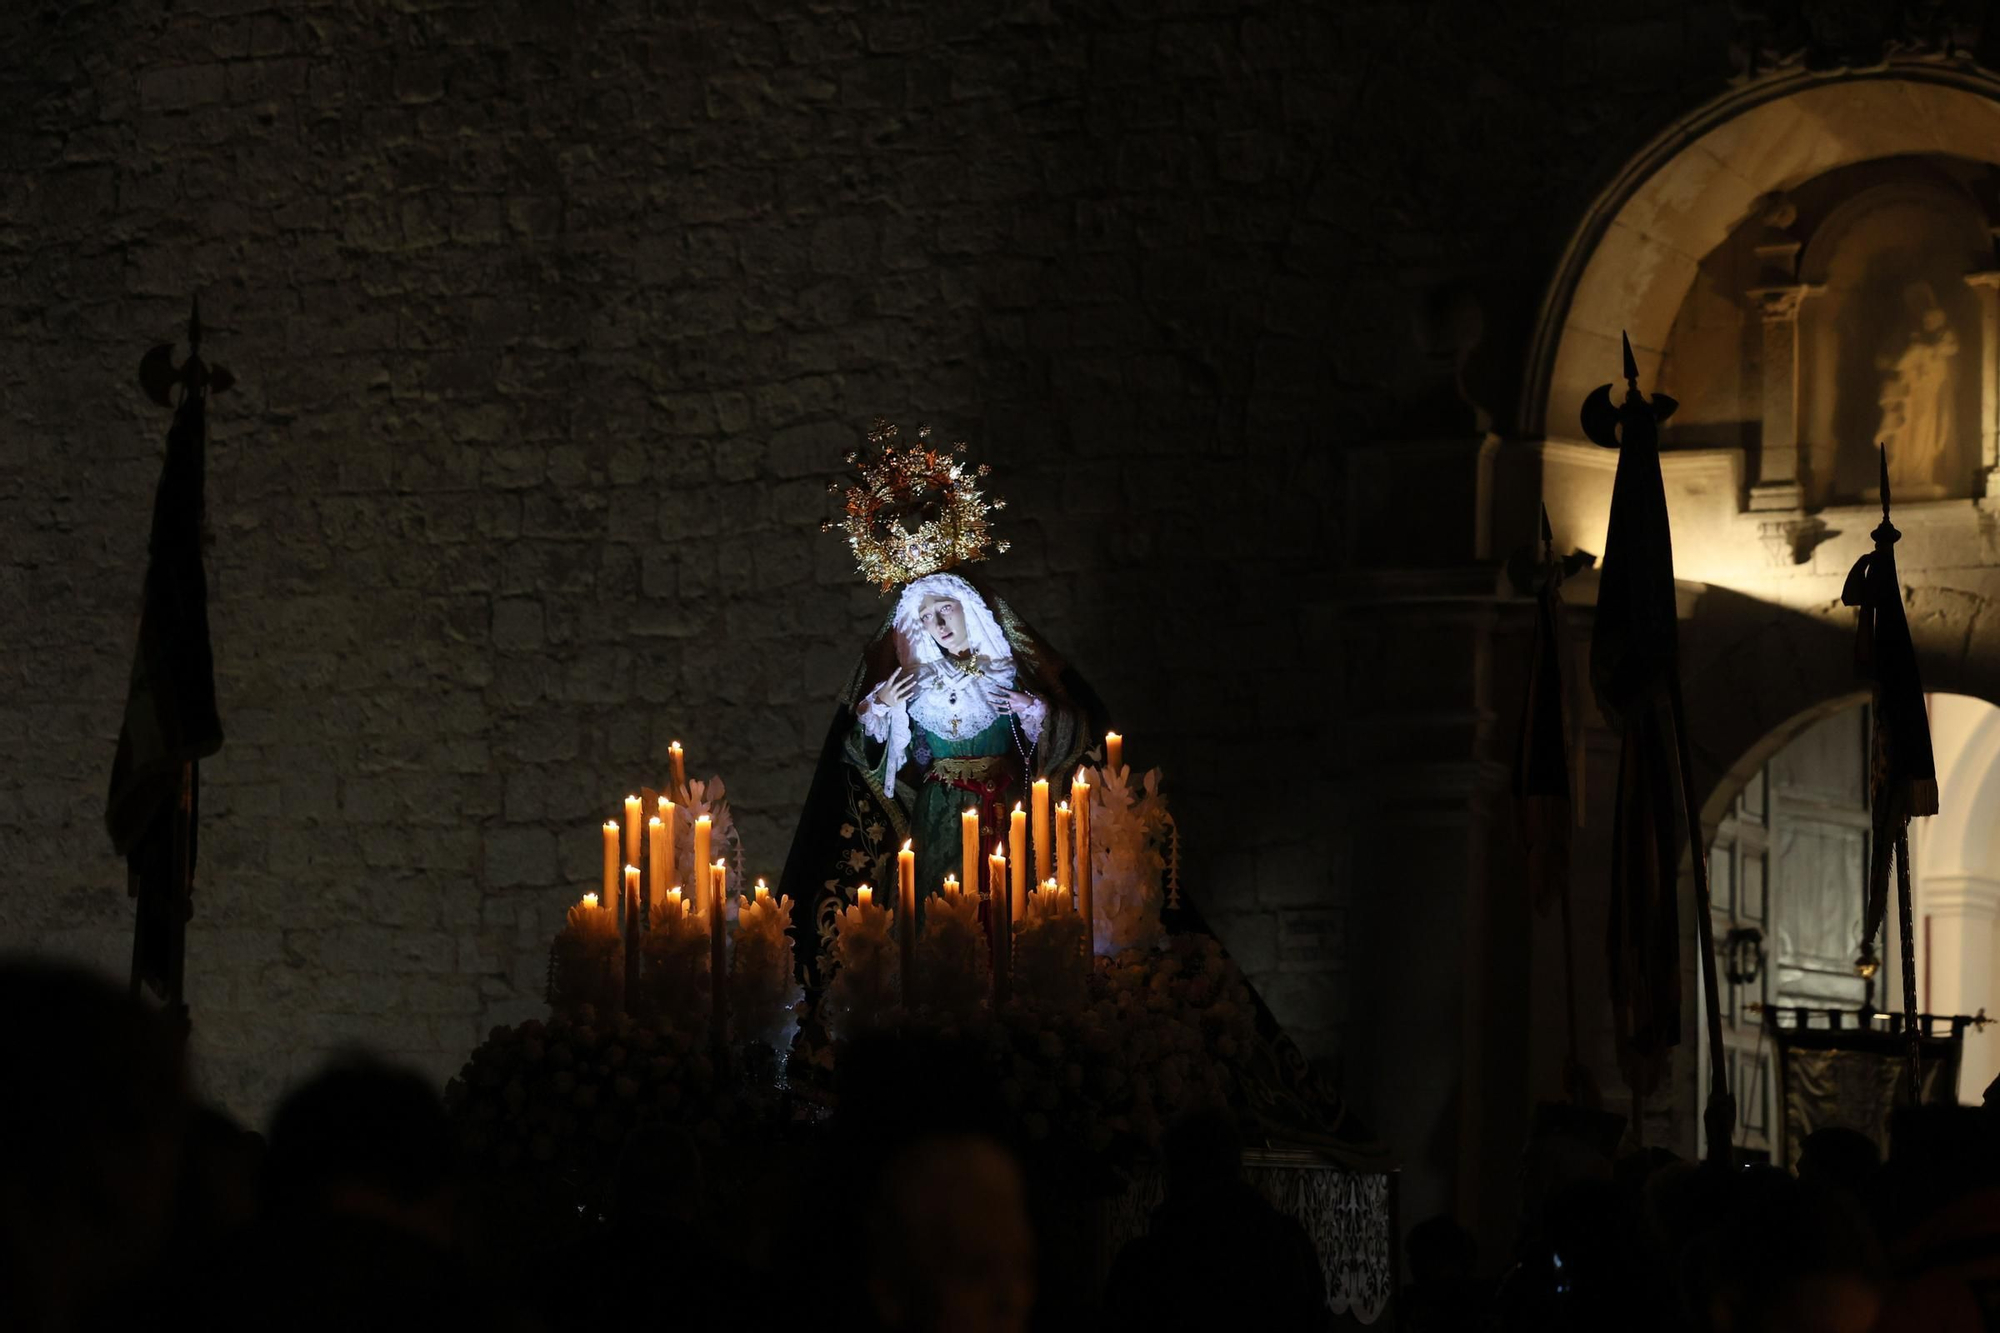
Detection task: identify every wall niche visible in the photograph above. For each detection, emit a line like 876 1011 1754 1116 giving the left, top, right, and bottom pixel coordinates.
1660 157 2000 510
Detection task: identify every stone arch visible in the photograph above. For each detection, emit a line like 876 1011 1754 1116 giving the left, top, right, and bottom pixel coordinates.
1524 68 2000 443
1680 583 2000 830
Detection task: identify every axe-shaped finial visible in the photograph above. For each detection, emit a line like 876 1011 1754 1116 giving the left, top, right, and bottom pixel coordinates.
139 296 233 408
1580 330 1677 450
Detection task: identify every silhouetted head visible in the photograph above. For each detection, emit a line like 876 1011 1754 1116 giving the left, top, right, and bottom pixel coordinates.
1161 1106 1243 1199
866 1133 1034 1333
265 1056 457 1244
174 1104 264 1240
1406 1214 1476 1286
0 957 186 1326
1693 1167 1882 1333
1797 1127 1879 1198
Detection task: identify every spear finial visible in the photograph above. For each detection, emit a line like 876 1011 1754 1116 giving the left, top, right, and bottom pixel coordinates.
1621 330 1639 389
1539 501 1554 563
1879 443 1891 523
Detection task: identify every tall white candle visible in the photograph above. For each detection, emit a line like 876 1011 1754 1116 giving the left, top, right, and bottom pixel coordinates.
693 815 713 912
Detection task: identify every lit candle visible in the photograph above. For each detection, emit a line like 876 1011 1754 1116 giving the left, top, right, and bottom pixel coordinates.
1072 775 1093 956
648 816 666 916
943 874 959 898
693 815 712 912
624 795 642 867
857 884 873 907
1054 802 1072 894
709 859 728 1044
669 741 687 797
1031 779 1051 885
989 842 1011 1008
667 886 684 915
624 864 641 934
1009 803 1028 917
1042 876 1062 911
602 821 619 906
582 892 599 911
961 806 980 907
754 876 770 902
657 795 676 892
1105 731 1123 772
898 839 916 1007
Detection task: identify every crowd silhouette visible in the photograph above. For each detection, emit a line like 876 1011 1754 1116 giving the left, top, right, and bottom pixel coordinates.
9 952 2000 1331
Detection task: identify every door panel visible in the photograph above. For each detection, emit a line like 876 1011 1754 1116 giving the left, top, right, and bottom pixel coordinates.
1705 705 1874 1160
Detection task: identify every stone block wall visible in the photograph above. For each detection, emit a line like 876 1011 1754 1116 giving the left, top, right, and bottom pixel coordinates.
0 0 1733 1129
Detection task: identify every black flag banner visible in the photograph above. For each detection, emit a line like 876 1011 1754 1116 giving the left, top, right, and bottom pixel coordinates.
1583 336 1686 1104
107 302 228 1006
1510 504 1600 1106
1583 334 1734 1164
1845 446 1938 1095
1513 505 1585 915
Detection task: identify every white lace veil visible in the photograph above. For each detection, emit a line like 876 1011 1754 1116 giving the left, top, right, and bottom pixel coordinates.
894 572 1013 669
874 573 1018 781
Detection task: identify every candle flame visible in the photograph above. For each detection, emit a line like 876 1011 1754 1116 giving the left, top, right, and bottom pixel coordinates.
994 842 1006 858
902 839 913 853
649 815 662 827
583 893 598 909
670 740 682 752
1014 801 1022 812
604 820 618 831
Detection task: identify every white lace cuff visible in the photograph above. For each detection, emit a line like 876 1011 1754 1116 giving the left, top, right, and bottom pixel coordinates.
858 695 895 743
1018 694 1047 745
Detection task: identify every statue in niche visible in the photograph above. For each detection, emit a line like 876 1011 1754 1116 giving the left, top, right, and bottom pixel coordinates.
1871 280 1960 501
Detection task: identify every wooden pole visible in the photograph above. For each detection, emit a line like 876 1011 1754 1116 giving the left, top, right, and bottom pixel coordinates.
1666 678 1733 1167
1895 829 1923 1102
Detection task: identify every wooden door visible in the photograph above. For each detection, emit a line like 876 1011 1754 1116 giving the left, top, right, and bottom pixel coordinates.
1704 706 1873 1162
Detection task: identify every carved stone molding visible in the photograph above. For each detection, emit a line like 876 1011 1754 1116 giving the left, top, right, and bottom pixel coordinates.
1757 515 1833 562
1749 282 1824 322
1731 1 1990 83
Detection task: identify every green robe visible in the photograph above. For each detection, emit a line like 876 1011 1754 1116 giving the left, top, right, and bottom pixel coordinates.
865 715 1017 920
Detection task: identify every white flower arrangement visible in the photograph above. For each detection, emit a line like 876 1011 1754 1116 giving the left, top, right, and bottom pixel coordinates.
1085 763 1175 956
729 890 803 1051
1013 890 1088 1010
824 897 901 1040
671 776 748 889
639 895 710 1021
916 889 989 1021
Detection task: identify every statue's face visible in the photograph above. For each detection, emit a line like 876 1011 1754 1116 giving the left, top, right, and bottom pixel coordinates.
918 596 969 654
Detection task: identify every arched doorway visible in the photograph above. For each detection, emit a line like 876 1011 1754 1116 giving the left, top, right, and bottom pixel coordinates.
1699 693 2000 1162
1507 65 2000 1154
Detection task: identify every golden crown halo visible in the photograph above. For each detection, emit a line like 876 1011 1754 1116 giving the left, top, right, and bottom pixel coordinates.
821 419 1010 591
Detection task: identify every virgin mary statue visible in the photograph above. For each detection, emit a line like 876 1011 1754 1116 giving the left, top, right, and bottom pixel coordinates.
779 425 1103 975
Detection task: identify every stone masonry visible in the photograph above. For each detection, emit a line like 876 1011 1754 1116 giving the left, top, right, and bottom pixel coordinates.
0 0 1739 1135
